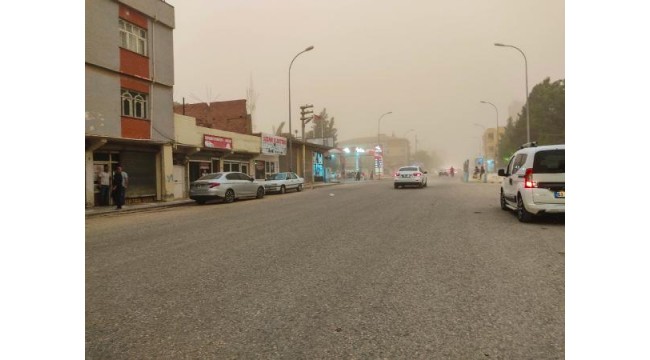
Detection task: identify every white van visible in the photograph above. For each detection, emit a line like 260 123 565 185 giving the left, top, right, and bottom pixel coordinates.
498 143 565 222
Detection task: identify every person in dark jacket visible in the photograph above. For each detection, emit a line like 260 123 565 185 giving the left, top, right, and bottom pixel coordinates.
112 165 125 209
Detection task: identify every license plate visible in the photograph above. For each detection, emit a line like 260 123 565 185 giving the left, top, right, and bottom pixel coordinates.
554 191 565 198
401 174 411 178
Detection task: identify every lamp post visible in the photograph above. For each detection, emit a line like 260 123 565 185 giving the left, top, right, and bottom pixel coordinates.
288 45 314 172
376 111 392 179
480 100 499 168
494 42 529 144
473 123 487 183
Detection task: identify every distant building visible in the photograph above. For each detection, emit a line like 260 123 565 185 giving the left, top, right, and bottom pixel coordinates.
479 126 506 169
338 134 411 178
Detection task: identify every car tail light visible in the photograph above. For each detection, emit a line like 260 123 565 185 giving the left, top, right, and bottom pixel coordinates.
524 168 537 188
394 172 400 177
414 172 422 177
209 183 221 188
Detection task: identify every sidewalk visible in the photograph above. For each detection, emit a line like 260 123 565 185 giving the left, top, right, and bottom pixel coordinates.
85 181 341 218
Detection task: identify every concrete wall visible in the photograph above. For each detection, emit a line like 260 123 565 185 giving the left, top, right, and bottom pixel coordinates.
85 67 121 137
175 114 261 153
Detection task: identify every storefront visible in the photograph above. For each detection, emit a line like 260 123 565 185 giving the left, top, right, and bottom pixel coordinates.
85 136 172 207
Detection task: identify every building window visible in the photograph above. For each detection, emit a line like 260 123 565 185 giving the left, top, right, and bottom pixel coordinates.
119 19 147 56
121 90 148 119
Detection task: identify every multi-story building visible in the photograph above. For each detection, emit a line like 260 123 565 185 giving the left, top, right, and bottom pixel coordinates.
479 127 506 169
85 0 175 207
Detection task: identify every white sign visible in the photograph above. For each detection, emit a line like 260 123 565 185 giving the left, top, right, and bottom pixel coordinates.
261 133 287 155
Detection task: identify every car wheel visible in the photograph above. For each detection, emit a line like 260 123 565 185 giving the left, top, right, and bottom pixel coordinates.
297 184 303 192
280 185 286 194
224 189 235 203
516 194 534 222
256 187 265 199
394 183 398 189
500 190 508 211
424 180 428 187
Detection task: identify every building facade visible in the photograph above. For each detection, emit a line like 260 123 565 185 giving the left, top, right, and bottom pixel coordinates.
479 126 506 169
85 0 176 207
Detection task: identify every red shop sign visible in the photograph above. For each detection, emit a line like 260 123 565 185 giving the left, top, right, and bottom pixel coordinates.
204 134 233 150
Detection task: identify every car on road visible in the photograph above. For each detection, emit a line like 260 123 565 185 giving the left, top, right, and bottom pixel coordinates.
438 169 449 176
263 172 304 194
394 166 428 188
189 172 265 204
498 143 565 222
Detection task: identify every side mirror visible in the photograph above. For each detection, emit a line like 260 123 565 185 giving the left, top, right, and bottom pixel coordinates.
497 169 506 177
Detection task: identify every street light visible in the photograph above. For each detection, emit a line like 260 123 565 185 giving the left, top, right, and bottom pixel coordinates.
288 45 314 172
494 42 530 143
376 111 392 179
480 100 499 167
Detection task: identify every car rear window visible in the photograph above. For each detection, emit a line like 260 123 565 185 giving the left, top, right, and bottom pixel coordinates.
198 173 223 180
533 150 565 173
399 167 418 172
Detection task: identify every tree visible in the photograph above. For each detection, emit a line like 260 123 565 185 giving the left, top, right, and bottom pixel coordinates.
306 108 339 146
498 77 565 159
412 150 443 171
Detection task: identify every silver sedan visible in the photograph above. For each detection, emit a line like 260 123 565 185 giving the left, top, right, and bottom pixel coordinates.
190 172 265 204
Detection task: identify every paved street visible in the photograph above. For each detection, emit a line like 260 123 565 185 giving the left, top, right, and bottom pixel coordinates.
86 177 564 359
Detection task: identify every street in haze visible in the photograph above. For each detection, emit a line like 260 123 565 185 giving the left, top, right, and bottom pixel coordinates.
86 177 564 359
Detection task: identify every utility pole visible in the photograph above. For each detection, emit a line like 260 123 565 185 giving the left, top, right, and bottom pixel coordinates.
300 104 314 180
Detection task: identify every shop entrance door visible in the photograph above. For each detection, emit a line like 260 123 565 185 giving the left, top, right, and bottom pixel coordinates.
173 165 186 199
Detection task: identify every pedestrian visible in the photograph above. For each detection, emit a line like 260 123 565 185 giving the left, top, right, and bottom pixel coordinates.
480 165 485 180
99 165 110 206
120 166 129 205
355 171 361 181
449 166 455 178
473 166 479 179
463 160 469 182
112 165 127 209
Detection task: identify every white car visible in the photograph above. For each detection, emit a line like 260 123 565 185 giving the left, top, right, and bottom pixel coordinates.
263 172 304 194
190 172 265 204
394 166 428 188
498 143 565 222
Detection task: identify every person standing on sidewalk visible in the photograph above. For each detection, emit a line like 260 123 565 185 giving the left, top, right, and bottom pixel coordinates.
99 165 111 206
479 165 485 181
120 166 129 205
112 165 126 209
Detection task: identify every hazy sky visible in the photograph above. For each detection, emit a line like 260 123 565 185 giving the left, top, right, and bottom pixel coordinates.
167 0 564 165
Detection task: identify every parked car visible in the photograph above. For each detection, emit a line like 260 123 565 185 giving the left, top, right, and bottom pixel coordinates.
394 166 428 188
264 172 304 194
498 143 565 222
438 169 449 176
189 172 265 204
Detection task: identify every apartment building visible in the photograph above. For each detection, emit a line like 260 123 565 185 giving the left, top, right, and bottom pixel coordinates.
85 0 175 207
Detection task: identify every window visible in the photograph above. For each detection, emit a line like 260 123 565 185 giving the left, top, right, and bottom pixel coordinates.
121 90 148 119
119 19 147 56
533 150 565 174
265 162 276 174
512 154 528 174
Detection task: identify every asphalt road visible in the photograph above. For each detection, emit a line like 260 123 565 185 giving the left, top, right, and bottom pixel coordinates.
86 177 565 359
